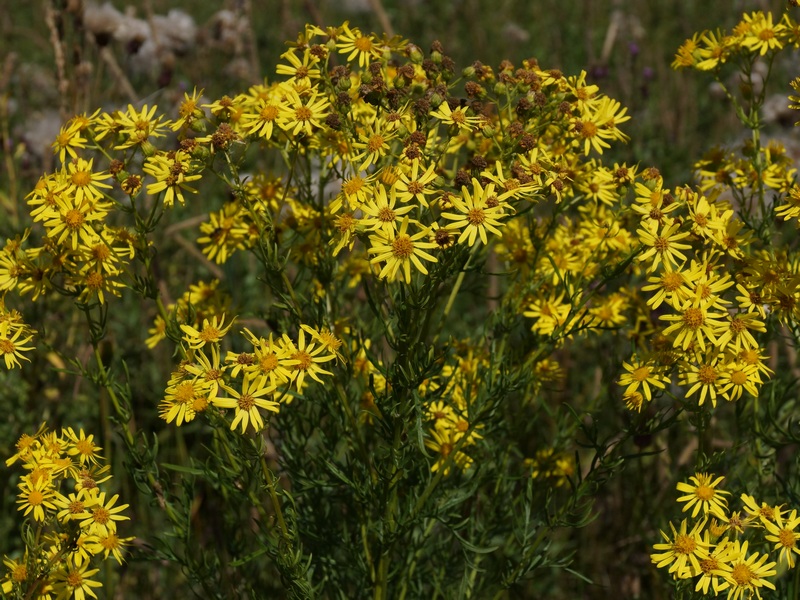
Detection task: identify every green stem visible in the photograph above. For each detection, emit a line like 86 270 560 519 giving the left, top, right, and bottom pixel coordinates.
260 456 290 541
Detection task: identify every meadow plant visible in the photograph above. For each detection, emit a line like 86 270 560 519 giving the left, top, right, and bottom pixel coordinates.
0 4 799 598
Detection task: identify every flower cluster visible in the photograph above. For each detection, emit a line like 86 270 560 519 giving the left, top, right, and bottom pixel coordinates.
672 10 800 71
651 472 800 598
160 320 340 434
2 426 132 599
616 6 800 414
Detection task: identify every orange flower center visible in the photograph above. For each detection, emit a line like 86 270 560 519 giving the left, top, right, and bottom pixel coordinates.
682 307 704 329
66 570 84 588
65 209 85 229
71 170 91 187
367 134 385 153
779 528 797 548
467 208 485 226
391 235 414 259
378 207 395 222
730 563 754 585
260 353 279 372
672 533 696 555
292 351 313 371
237 394 255 411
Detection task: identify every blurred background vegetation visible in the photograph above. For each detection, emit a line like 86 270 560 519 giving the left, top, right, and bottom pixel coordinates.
0 0 797 598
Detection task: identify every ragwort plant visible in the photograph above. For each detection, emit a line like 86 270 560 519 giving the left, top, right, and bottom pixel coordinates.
645 5 800 599
0 21 644 597
1 6 797 597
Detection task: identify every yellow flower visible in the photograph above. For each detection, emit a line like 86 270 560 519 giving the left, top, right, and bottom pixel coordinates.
424 427 473 475
359 183 414 236
723 539 777 600
65 428 103 466
16 477 57 522
352 125 396 172
52 559 103 600
763 508 800 568
618 358 669 402
636 220 692 272
740 11 785 56
144 150 202 208
741 493 783 526
52 122 87 163
661 299 728 353
159 376 210 426
114 103 169 149
336 24 380 69
276 48 321 87
214 373 279 434
278 87 330 137
171 87 205 131
442 178 506 246
281 328 336 392
241 84 284 141
718 360 761 402
77 491 130 536
241 329 295 389
429 101 481 132
681 356 724 407
368 217 438 284
0 319 34 369
180 313 234 349
676 472 729 518
395 159 438 207
651 518 709 577
87 531 134 564
695 536 734 596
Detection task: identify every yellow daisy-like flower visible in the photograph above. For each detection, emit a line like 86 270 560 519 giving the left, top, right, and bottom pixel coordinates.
336 24 380 69
51 559 103 600
661 299 728 353
144 150 202 208
114 103 169 149
241 329 296 390
636 220 692 272
681 357 724 407
741 493 783 526
214 373 279 434
395 159 438 207
80 492 130 535
276 48 321 87
424 427 473 475
723 539 777 600
242 96 282 141
16 477 57 522
171 87 205 132
0 319 35 369
368 217 438 284
695 537 734 596
718 360 761 402
52 122 87 163
442 178 506 246
740 11 785 56
352 125 396 172
676 472 730 518
180 313 235 350
65 428 103 466
429 101 482 132
278 87 330 137
281 328 337 392
651 517 709 577
764 508 800 568
87 531 134 565
359 183 414 236
617 358 669 402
